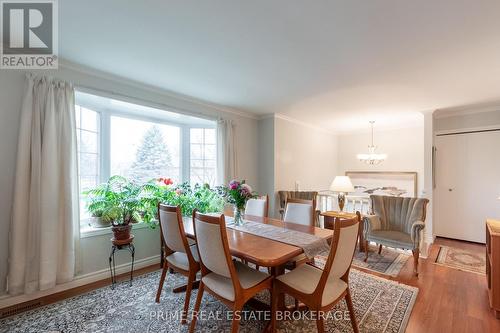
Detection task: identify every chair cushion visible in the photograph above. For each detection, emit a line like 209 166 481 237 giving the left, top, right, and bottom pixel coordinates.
276 263 347 306
166 245 199 271
202 261 269 301
367 230 413 249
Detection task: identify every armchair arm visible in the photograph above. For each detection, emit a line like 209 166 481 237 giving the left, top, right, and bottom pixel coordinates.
411 221 425 248
363 215 382 238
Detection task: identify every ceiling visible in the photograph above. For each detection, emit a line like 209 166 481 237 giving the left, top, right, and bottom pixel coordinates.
60 1 500 131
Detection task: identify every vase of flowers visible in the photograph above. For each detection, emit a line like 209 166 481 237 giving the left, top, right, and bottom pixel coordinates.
223 179 256 226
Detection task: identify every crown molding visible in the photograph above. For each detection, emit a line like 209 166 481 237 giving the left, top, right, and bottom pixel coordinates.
58 59 259 120
434 101 500 119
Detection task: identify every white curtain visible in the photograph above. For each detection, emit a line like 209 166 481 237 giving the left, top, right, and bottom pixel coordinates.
216 119 237 185
8 74 80 295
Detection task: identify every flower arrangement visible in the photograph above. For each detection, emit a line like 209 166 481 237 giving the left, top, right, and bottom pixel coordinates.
220 179 257 225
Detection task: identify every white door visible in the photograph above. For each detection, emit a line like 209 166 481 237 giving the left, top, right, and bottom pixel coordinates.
434 131 500 243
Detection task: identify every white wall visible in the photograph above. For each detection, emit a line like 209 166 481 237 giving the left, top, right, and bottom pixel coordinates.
0 64 260 296
257 117 276 214
337 124 425 196
274 116 338 216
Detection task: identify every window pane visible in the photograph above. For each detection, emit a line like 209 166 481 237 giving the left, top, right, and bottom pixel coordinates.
204 144 216 160
190 128 217 187
190 144 202 160
190 128 203 144
205 128 216 144
75 106 100 222
80 107 98 131
80 130 98 153
110 116 180 184
79 153 98 177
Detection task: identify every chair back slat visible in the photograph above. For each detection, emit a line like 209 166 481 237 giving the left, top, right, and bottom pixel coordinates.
316 217 359 295
283 198 315 226
245 195 269 217
158 205 186 253
194 213 233 278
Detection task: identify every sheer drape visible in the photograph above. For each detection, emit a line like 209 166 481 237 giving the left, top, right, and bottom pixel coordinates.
8 74 80 295
216 119 237 185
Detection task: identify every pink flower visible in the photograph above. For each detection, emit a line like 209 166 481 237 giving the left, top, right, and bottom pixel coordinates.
229 180 240 190
240 183 252 195
175 189 183 195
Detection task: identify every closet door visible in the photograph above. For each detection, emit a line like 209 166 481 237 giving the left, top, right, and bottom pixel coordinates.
434 131 500 243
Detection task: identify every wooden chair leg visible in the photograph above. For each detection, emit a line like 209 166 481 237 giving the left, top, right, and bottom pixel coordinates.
378 244 383 254
316 317 325 333
189 281 205 333
412 248 419 276
364 241 369 262
270 285 277 332
231 301 243 333
181 272 195 324
345 289 359 333
155 261 169 303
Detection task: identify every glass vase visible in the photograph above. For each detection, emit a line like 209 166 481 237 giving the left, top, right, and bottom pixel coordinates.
233 206 245 226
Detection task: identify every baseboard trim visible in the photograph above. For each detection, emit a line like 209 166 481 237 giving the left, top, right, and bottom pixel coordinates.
0 255 160 311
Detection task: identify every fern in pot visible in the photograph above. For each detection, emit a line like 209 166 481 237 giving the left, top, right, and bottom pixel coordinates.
84 176 143 240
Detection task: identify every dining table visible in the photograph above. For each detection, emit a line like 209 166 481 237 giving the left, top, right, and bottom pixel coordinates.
182 213 334 310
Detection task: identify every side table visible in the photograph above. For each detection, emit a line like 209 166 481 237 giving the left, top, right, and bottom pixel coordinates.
109 234 135 289
320 211 365 252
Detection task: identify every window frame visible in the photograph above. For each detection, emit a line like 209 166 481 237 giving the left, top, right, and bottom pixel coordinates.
75 90 218 227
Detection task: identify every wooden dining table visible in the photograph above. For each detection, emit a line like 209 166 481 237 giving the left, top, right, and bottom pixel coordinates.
182 214 334 309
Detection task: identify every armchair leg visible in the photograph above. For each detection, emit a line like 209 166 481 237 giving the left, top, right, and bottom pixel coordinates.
364 241 369 262
412 248 419 276
378 244 383 254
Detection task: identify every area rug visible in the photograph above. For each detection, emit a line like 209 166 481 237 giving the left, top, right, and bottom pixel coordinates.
315 245 411 278
435 245 486 275
0 269 418 333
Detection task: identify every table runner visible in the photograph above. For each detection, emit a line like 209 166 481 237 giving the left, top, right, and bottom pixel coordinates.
225 217 330 259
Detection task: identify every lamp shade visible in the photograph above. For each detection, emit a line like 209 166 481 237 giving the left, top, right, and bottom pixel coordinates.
330 176 354 193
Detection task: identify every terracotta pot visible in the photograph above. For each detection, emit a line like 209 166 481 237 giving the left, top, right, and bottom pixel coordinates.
112 224 132 240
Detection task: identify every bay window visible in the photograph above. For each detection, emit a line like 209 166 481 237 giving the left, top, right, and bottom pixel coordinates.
75 91 217 226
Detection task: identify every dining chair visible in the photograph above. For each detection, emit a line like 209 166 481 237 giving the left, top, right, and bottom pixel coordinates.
283 197 315 226
270 216 360 333
190 211 273 333
245 195 269 218
156 204 200 324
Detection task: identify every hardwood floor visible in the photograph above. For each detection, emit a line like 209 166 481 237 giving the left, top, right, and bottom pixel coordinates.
2 238 500 332
356 237 500 333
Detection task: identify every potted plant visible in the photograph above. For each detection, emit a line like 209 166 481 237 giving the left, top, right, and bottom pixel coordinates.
85 176 143 240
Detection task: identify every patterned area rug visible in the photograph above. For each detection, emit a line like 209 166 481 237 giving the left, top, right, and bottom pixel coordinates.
315 245 410 278
0 269 418 333
435 245 486 274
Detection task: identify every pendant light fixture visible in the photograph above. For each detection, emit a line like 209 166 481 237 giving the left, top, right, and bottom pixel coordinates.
356 121 387 165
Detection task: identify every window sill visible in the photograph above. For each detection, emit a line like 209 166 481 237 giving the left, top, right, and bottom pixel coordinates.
80 222 152 239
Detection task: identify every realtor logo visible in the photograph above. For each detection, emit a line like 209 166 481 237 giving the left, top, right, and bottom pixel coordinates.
1 0 58 69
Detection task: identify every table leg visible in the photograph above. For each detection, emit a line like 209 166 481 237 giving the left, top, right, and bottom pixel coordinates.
271 265 286 310
109 246 117 289
173 280 200 293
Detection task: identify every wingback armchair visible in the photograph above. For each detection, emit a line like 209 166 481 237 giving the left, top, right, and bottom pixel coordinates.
363 195 429 276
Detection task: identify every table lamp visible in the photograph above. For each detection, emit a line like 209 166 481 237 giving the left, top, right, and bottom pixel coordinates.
330 176 355 212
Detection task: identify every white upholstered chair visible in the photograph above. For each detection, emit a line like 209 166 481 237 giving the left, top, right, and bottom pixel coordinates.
190 211 273 333
244 195 269 217
283 198 315 226
270 216 360 333
156 204 200 324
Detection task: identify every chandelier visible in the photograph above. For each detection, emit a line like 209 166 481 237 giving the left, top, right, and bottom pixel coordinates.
356 121 387 165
